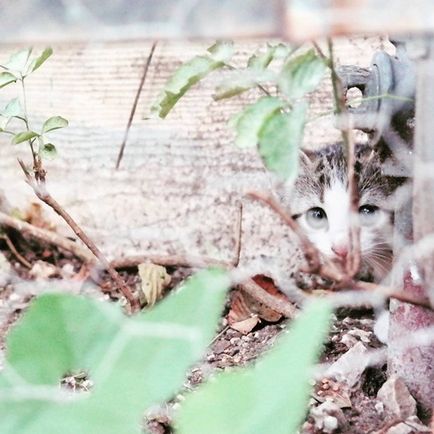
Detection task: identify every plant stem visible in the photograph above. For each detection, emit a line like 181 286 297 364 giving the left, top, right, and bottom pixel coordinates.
0 210 95 263
20 78 40 177
327 39 361 277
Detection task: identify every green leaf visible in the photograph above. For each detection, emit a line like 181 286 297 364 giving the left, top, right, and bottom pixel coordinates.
231 96 286 148
12 131 39 144
40 143 57 159
258 103 306 180
0 268 230 434
151 43 233 118
279 49 326 99
2 98 22 118
247 43 283 70
42 116 68 133
0 72 17 89
27 48 53 74
2 48 32 73
176 299 332 434
213 69 275 101
206 41 234 62
213 44 287 101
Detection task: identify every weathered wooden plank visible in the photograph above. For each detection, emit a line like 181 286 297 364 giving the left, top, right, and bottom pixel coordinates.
0 38 392 266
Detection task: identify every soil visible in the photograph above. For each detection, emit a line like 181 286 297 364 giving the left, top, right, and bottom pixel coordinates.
0 238 431 434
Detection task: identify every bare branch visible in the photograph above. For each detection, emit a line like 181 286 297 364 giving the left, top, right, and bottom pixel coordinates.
0 210 95 263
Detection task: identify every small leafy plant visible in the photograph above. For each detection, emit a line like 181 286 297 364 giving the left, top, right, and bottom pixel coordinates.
0 47 137 309
0 48 67 174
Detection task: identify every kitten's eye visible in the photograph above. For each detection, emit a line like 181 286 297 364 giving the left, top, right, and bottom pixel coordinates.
359 205 379 226
306 207 328 229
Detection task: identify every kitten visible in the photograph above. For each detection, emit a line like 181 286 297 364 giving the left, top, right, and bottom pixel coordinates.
289 142 407 282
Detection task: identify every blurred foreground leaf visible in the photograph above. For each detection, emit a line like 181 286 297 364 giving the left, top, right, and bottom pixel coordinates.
0 268 229 434
176 299 332 434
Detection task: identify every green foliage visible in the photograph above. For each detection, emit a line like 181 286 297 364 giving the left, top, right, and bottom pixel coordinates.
2 98 22 118
213 43 289 101
231 96 286 148
151 42 326 180
176 299 332 434
0 72 17 89
0 268 230 434
151 41 234 118
0 47 53 78
12 130 39 144
0 47 67 161
279 49 327 99
40 143 58 159
42 116 68 134
28 48 53 74
258 103 307 180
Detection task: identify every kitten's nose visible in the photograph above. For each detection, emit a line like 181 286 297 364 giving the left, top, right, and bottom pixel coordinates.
331 245 348 260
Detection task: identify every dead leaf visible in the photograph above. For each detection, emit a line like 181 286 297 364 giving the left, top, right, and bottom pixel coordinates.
227 275 287 324
230 316 260 334
138 263 171 306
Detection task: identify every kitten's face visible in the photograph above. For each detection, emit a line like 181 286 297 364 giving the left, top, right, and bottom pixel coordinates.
290 143 404 281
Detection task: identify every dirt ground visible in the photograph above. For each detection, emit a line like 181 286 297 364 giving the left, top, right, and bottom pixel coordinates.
0 237 431 434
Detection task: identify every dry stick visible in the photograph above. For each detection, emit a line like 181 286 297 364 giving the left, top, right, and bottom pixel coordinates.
111 254 231 270
115 41 157 169
246 191 346 283
18 160 139 311
353 280 433 310
326 38 361 277
0 233 32 269
0 210 95 263
233 201 243 267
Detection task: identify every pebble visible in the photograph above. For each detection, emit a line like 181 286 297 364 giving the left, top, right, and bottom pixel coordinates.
377 376 416 419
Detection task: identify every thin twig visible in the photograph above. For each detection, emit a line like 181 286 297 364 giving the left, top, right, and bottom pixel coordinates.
353 280 433 310
327 39 361 277
246 191 346 283
116 41 157 169
311 41 328 62
26 178 139 310
0 210 95 263
233 201 243 267
111 254 232 269
0 233 32 269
